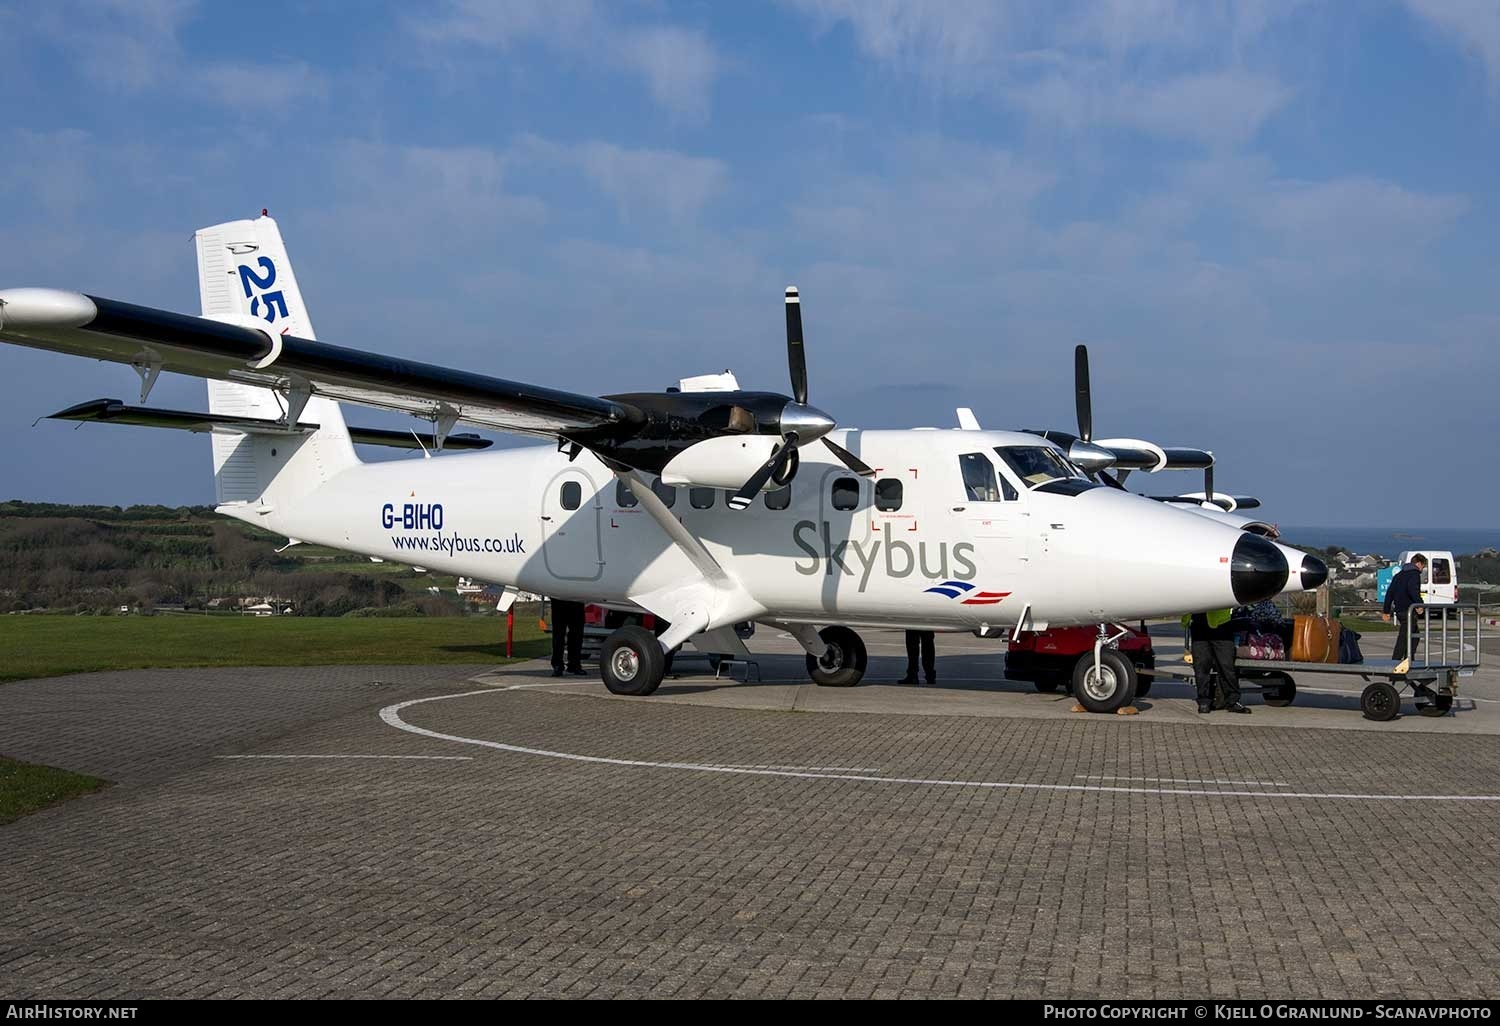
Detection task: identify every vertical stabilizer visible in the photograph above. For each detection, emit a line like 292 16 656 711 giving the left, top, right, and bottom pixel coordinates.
194 215 357 509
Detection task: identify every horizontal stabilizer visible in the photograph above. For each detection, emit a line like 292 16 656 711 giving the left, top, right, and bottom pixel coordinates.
48 399 492 451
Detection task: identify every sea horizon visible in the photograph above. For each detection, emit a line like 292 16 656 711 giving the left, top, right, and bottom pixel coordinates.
1278 526 1500 560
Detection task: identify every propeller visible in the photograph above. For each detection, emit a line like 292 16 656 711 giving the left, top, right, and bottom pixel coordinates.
728 287 873 510
1074 343 1092 443
1204 464 1214 505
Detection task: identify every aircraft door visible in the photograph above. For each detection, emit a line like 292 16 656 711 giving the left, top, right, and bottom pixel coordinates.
540 470 604 582
951 452 1031 577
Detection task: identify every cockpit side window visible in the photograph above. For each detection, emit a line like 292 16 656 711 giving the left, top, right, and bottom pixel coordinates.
959 453 1002 502
995 446 1084 488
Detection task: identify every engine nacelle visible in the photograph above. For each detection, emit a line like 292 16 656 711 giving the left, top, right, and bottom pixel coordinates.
660 435 785 491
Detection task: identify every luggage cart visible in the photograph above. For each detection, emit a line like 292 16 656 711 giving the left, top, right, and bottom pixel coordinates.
1150 601 1483 721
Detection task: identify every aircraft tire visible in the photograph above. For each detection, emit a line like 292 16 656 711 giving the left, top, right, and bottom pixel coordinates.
1070 650 1137 713
1360 681 1401 722
1261 672 1296 707
806 626 867 687
601 625 666 697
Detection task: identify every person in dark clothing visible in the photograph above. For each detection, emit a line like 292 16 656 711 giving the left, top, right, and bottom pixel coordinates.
897 630 936 686
1188 609 1249 714
549 598 587 677
1382 553 1427 662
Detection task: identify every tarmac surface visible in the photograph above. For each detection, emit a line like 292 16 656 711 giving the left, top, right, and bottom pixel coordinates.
2 628 1499 999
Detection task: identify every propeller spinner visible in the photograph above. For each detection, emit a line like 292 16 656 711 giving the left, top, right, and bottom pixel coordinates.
727 287 873 510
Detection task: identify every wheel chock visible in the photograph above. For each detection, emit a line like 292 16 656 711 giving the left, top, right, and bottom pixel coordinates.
1070 703 1087 713
1115 706 1140 716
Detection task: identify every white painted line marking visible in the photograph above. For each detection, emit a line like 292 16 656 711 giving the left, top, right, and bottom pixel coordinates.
379 688 1500 803
1079 774 1289 787
710 764 883 773
217 754 473 761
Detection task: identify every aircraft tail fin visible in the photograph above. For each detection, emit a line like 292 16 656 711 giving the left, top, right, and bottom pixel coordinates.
194 214 358 509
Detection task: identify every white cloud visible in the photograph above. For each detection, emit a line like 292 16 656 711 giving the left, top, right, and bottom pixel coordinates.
31 0 195 90
415 0 598 47
190 61 327 112
19 1 327 114
1403 0 1500 87
1008 67 1292 145
517 137 729 224
786 0 1304 144
421 0 724 118
616 26 722 120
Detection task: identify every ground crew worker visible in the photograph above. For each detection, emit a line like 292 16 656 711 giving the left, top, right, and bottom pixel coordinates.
1183 608 1248 714
1382 553 1427 662
897 630 936 686
549 598 587 677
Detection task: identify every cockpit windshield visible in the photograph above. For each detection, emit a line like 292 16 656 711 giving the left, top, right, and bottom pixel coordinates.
995 446 1085 488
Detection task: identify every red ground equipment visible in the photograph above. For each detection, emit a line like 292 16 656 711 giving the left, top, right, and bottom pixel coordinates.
1005 622 1156 697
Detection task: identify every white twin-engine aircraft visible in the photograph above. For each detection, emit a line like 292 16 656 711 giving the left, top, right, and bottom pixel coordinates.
0 215 1327 712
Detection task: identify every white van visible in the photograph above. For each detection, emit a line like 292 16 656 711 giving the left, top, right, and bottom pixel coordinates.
1376 550 1459 606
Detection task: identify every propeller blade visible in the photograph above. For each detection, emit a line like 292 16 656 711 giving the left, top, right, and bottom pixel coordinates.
785 286 808 406
1074 343 1092 443
822 436 875 477
1097 469 1127 491
728 434 799 510
1204 464 1214 503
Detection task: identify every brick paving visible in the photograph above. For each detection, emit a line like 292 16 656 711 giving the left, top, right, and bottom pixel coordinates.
2 664 1499 999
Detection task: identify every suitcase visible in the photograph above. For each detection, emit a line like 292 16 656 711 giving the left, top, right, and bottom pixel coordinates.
1292 614 1340 663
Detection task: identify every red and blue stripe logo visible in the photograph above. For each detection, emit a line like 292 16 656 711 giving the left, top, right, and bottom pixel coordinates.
923 581 1011 605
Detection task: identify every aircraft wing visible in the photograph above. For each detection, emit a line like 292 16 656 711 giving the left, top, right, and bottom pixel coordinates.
0 288 638 439
49 398 494 451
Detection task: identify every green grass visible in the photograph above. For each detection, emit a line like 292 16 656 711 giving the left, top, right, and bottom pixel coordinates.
0 615 550 684
1338 617 1396 634
0 756 107 824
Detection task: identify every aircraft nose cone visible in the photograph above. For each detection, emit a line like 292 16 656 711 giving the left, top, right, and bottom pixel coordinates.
1300 553 1329 591
1230 532 1289 604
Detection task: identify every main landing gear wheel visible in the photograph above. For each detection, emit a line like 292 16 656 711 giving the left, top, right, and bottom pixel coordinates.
1071 650 1137 714
601 625 666 697
806 626 868 687
1360 681 1401 722
1260 672 1297 708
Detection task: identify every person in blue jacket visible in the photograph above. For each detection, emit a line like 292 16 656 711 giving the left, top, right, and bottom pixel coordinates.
1382 553 1427 662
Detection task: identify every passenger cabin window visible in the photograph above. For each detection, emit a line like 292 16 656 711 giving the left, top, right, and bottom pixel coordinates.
560 481 582 511
959 453 1002 502
615 480 638 508
995 445 1084 488
875 478 904 512
690 487 715 510
765 485 791 511
651 477 677 509
831 477 860 511
1433 559 1452 585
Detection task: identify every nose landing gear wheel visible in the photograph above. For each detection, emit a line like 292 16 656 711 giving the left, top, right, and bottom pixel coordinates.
1070 650 1137 714
601 625 667 696
805 625 868 687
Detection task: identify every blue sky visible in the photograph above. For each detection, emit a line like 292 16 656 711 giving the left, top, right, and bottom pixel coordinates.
1 0 1497 527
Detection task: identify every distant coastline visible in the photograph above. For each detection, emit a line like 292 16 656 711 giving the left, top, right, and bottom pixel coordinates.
1279 527 1500 560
